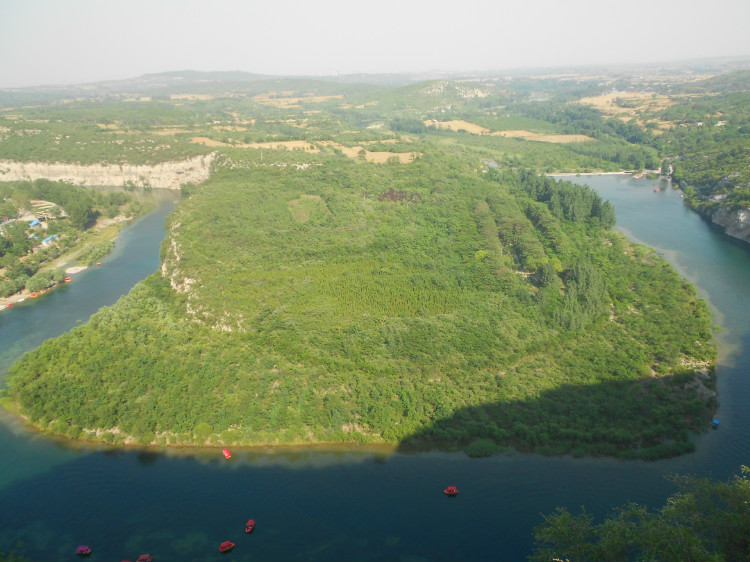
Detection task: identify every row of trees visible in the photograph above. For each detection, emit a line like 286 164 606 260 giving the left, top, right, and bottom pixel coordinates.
531 467 750 562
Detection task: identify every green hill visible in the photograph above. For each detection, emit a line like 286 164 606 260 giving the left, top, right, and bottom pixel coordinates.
6 143 715 459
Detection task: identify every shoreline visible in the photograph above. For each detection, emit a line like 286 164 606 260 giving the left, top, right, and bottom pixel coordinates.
549 170 661 177
0 399 401 455
0 212 140 312
0 265 91 310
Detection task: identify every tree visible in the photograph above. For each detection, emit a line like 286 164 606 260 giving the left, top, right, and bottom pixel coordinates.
530 466 750 562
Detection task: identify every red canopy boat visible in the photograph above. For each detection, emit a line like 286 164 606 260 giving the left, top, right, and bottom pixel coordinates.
76 545 92 556
65 276 73 282
444 486 459 496
245 519 256 533
136 555 153 562
222 448 232 459
219 540 235 553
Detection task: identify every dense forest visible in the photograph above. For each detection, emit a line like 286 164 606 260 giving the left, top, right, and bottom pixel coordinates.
6 145 715 459
4 63 746 459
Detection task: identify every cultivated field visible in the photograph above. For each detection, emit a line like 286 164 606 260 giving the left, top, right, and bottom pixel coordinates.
191 138 320 152
318 141 420 163
253 92 344 107
425 120 490 135
490 130 593 143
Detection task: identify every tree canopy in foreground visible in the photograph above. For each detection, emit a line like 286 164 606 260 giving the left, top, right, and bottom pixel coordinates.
530 466 750 562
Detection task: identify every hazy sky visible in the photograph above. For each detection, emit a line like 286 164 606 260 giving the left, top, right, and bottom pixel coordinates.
1 0 749 88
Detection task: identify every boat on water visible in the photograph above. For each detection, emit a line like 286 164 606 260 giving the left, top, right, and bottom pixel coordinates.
654 188 659 192
136 555 153 562
5 303 14 308
633 173 644 179
219 540 235 553
222 448 232 459
444 486 459 496
76 545 92 556
64 276 73 282
246 519 256 533
30 292 39 297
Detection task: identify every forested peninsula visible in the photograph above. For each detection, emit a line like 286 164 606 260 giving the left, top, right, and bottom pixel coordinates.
6 150 715 459
3 63 737 460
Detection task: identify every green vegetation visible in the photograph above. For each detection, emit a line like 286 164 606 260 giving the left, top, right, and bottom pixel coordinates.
656 90 750 216
0 180 145 297
530 466 750 562
6 144 715 457
4 64 742 457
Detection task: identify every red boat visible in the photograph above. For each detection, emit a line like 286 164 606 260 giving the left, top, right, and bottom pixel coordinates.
219 541 235 553
5 303 14 308
222 448 232 459
76 545 92 556
654 188 659 192
65 276 73 282
245 519 256 533
444 486 459 496
136 555 153 562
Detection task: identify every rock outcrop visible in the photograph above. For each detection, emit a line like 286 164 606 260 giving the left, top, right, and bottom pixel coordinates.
711 207 750 245
0 153 215 189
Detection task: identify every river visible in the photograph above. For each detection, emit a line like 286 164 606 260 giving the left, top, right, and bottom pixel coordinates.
0 176 747 562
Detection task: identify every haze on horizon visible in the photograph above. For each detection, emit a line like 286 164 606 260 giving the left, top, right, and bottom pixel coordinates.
1 0 749 89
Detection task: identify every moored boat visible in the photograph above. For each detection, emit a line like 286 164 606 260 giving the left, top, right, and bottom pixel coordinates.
222 448 232 459
65 276 73 282
219 540 235 553
444 486 458 496
136 555 153 562
245 519 256 533
76 545 92 556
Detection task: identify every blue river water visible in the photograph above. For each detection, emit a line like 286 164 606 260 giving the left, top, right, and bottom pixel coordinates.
0 175 747 561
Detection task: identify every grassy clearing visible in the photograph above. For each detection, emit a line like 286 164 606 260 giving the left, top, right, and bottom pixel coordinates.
425 120 491 134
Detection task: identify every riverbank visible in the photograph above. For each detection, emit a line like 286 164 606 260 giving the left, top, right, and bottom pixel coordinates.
0 208 150 312
0 396 398 453
551 170 660 177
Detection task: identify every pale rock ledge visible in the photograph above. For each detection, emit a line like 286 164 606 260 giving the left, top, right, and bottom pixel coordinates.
0 153 216 189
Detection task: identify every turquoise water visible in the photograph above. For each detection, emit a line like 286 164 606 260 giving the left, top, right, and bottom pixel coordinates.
0 176 747 561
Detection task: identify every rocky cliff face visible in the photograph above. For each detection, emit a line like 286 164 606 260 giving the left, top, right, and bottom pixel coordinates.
0 153 215 189
711 208 750 245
